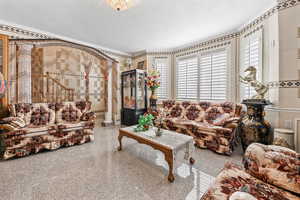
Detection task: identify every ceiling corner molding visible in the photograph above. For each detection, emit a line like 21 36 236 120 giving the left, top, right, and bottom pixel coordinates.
173 33 238 55
240 0 300 35
0 24 52 39
175 41 232 58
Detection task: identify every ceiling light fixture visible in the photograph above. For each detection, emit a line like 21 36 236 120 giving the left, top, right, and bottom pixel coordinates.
106 0 133 11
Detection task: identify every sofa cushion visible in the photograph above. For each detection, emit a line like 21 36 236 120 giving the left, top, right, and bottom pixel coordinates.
13 103 33 125
162 100 176 113
169 103 185 118
184 103 204 122
30 103 56 126
201 163 299 200
55 102 83 124
19 125 57 136
229 192 257 200
220 102 236 117
75 101 92 113
163 118 232 136
57 121 94 131
204 106 231 126
243 143 300 195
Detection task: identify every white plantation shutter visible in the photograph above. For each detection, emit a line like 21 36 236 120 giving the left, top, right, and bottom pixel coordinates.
240 30 262 100
199 51 227 100
154 58 168 99
176 57 198 100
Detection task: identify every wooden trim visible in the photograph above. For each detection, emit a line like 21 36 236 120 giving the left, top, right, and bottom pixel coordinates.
0 34 9 112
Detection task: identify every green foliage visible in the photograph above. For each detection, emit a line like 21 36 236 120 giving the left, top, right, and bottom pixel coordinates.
134 114 154 132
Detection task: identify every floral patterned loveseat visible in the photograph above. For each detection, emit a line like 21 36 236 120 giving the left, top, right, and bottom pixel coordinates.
201 143 300 200
160 100 242 155
0 101 95 160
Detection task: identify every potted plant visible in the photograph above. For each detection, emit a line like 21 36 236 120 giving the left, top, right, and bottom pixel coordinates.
134 114 154 132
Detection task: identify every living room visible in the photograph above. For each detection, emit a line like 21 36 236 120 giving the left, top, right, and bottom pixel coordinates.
0 0 299 199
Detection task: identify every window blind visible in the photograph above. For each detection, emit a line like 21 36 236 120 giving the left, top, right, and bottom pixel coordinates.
176 57 198 100
199 51 227 100
154 58 168 99
241 36 260 99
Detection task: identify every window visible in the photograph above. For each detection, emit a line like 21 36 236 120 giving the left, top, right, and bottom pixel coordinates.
240 31 262 100
199 51 227 100
176 57 198 100
176 50 228 101
154 58 168 99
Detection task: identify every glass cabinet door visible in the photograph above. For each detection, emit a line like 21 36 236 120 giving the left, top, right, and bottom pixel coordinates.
0 34 8 117
136 71 146 109
123 72 136 109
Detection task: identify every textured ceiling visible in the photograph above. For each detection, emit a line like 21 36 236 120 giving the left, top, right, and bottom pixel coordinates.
0 0 276 54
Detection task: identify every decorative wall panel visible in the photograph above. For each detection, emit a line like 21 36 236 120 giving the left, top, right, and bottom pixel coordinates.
31 47 44 103
41 46 107 112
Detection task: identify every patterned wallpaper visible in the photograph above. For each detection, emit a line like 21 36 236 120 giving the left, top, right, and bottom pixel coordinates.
37 46 107 112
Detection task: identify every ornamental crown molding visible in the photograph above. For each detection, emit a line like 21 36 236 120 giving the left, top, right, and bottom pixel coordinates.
0 24 52 39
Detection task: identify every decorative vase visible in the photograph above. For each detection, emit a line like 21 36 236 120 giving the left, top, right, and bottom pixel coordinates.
150 89 157 109
238 99 272 151
143 125 149 131
155 127 163 137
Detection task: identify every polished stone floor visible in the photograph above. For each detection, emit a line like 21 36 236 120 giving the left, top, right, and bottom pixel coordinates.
0 123 243 200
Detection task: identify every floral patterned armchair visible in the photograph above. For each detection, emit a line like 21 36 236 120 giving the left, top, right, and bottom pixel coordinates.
0 101 96 160
160 100 242 155
201 143 300 200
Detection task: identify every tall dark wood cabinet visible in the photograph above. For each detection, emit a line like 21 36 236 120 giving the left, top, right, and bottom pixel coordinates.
121 69 147 126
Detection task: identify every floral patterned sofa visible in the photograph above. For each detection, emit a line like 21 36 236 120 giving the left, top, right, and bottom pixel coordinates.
201 143 300 200
160 100 242 155
0 101 95 160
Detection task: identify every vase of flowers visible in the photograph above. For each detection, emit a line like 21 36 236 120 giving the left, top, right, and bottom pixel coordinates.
146 70 160 109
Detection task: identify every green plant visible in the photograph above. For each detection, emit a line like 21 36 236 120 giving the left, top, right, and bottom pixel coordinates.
134 114 154 132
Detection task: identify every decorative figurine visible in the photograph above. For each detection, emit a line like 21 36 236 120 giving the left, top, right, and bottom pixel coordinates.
240 66 269 99
239 66 272 151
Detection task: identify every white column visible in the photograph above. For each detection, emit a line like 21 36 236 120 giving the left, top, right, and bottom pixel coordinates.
8 42 17 104
17 44 33 103
103 61 113 126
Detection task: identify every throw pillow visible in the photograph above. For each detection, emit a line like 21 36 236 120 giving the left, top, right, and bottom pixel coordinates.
229 192 257 200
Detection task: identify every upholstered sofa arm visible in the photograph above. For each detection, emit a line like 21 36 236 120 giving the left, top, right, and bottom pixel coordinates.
223 117 240 129
80 112 96 121
243 143 300 195
0 117 26 130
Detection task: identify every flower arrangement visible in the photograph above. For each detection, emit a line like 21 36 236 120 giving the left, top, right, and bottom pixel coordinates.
134 114 154 132
146 69 160 91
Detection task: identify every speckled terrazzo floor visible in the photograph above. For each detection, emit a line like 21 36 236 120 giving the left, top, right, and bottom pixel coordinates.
0 121 243 200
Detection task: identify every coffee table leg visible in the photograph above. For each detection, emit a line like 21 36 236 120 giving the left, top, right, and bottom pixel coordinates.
164 151 175 183
184 143 190 160
186 142 195 165
118 134 123 151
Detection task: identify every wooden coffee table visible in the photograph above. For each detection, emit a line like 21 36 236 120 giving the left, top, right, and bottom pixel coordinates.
118 126 195 182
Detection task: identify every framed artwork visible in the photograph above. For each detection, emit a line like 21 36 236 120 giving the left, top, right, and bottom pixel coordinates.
137 61 145 70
